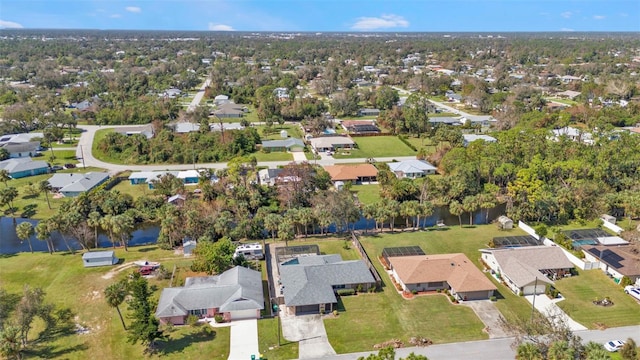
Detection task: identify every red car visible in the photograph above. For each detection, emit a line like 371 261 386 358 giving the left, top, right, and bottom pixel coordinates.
138 266 155 275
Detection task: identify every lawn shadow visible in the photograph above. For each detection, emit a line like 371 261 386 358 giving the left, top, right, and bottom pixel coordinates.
21 204 37 218
160 326 217 355
137 246 159 253
0 253 17 259
27 343 89 359
336 296 347 312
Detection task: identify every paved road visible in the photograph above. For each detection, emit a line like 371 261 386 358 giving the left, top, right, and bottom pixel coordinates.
318 325 640 360
187 78 211 113
73 125 416 174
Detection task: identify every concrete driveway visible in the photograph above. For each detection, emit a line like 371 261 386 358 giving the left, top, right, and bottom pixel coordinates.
524 294 587 331
461 300 511 338
227 319 260 360
280 313 336 359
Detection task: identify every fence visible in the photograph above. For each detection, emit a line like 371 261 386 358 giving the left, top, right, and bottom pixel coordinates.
517 220 539 239
601 220 623 234
350 231 382 290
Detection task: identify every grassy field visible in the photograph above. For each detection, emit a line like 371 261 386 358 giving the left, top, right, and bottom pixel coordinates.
257 318 299 360
0 245 232 359
554 269 640 329
322 227 533 353
332 136 417 159
3 167 108 220
351 184 381 205
260 125 303 140
252 151 294 162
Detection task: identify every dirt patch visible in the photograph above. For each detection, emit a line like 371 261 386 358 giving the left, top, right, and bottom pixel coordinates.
101 262 136 279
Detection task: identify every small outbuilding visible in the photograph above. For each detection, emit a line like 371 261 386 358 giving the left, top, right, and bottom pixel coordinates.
82 251 119 268
183 240 197 256
497 215 513 230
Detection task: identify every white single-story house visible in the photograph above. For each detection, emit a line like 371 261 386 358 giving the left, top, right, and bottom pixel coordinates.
82 251 119 267
387 160 437 178
481 246 573 295
308 136 356 153
462 134 497 146
156 266 264 324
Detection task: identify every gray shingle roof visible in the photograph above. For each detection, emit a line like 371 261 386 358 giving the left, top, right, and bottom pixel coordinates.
280 255 374 307
156 266 264 318
0 158 48 174
488 246 573 288
261 138 305 149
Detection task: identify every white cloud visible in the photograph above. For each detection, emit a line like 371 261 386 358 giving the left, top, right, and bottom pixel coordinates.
561 11 572 19
208 23 235 31
560 28 575 32
0 19 24 29
110 14 122 18
619 13 628 17
351 14 409 30
125 6 141 13
593 15 605 20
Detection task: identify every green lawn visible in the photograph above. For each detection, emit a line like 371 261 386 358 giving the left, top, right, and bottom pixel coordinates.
351 184 381 205
0 245 232 359
257 318 299 360
252 151 294 162
322 226 536 353
554 269 640 329
332 136 417 159
92 128 126 164
260 125 304 140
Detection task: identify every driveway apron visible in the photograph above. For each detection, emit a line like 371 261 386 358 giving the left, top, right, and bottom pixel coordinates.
228 319 260 360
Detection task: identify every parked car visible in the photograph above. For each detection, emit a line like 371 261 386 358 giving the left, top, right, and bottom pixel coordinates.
51 165 63 171
604 340 625 352
138 266 155 275
624 285 640 301
64 163 76 169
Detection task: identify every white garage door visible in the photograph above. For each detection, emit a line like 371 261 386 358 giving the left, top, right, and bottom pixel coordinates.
230 309 257 320
523 284 546 295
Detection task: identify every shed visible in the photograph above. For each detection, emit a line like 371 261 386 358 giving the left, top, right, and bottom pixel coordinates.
183 240 197 256
600 214 616 225
82 251 118 268
498 216 513 230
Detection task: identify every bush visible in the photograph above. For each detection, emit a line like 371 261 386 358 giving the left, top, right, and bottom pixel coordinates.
489 296 497 302
411 290 418 295
436 288 441 293
187 315 200 327
337 288 356 296
356 284 363 293
214 315 224 323
449 295 457 303
620 276 633 287
397 135 418 151
332 310 338 316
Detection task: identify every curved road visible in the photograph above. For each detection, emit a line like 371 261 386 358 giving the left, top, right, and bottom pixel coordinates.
74 124 416 174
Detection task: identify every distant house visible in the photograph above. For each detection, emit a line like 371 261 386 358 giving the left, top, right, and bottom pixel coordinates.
48 172 110 197
177 170 200 185
161 88 182 98
70 100 92 111
114 124 154 139
279 254 375 315
387 160 437 178
82 251 118 268
555 90 581 100
209 122 244 132
428 117 462 126
274 87 290 100
0 158 49 179
174 122 200 134
387 253 496 300
446 91 462 102
358 108 380 117
341 120 380 134
481 246 574 295
261 138 305 152
462 134 497 146
156 266 264 324
213 103 247 118
551 126 593 145
128 170 200 188
0 133 44 146
167 194 186 206
308 136 356 153
258 168 284 186
214 94 229 106
1 141 41 158
583 246 640 284
323 164 378 184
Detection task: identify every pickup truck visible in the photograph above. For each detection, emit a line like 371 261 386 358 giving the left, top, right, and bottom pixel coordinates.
624 286 640 301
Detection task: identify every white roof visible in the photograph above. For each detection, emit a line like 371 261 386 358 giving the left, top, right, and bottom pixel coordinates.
597 236 629 246
463 134 497 143
177 170 200 179
387 160 436 174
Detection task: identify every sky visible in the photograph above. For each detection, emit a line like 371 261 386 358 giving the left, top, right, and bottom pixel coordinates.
0 0 639 32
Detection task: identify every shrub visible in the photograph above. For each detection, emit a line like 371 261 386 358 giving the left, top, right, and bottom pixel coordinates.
449 295 457 303
411 290 418 295
214 315 224 323
489 296 497 302
356 284 363 293
332 310 338 316
436 289 441 293
337 289 356 296
187 315 200 327
620 276 633 287
397 135 418 151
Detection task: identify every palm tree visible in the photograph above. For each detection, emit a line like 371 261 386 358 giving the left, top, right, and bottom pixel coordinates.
0 169 10 188
515 342 543 360
263 213 281 240
0 187 18 219
35 220 54 254
462 195 481 226
449 200 464 228
112 214 134 251
87 211 102 248
100 214 115 248
104 280 129 330
38 181 53 210
416 201 434 229
400 200 420 230
15 222 35 253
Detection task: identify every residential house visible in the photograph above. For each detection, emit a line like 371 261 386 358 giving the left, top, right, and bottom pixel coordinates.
48 172 110 197
323 164 378 184
341 120 380 134
0 133 44 146
161 88 182 98
174 122 200 134
274 87 290 101
551 126 594 145
387 253 496 300
358 108 381 117
387 160 437 178
582 246 640 284
167 194 186 206
156 266 264 324
481 246 574 295
555 90 581 100
70 100 92 111
258 168 284 186
213 103 247 118
114 124 154 139
128 170 200 188
308 136 356 153
279 254 375 315
0 158 49 179
82 251 119 268
462 134 497 146
177 170 200 184
261 138 305 152
210 123 245 132
1 141 41 158
446 91 462 102
214 94 229 106
428 117 462 126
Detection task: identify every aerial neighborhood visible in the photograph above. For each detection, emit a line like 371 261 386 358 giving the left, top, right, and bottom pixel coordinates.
1 26 640 360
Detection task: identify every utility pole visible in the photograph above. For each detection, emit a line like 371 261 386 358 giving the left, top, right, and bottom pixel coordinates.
79 145 86 168
530 277 538 323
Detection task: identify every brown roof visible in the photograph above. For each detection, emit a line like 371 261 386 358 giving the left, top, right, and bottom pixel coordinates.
388 254 496 293
341 120 376 127
585 245 640 277
323 164 378 182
